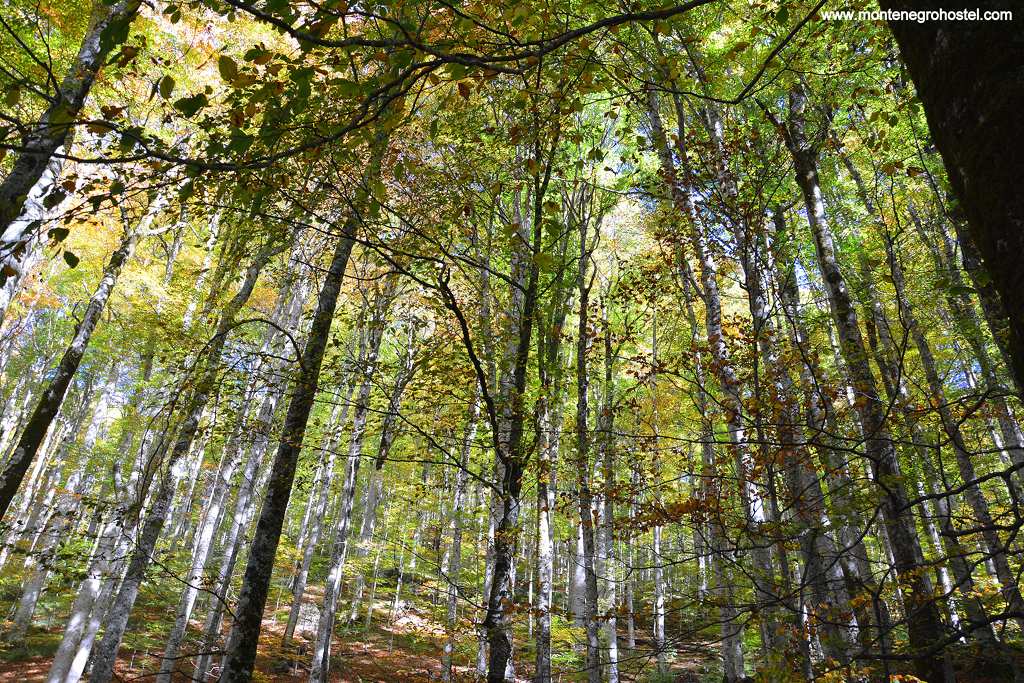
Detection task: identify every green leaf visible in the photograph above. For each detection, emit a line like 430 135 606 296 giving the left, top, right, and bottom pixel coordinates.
218 55 238 82
159 75 175 99
99 15 132 54
49 102 74 127
173 93 208 117
63 251 80 268
43 190 68 209
333 78 362 97
48 227 70 242
228 130 254 153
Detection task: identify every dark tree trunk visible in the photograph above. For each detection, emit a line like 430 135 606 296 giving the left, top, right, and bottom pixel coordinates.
88 239 279 683
0 226 138 521
880 2 1024 393
218 225 357 683
217 134 388 681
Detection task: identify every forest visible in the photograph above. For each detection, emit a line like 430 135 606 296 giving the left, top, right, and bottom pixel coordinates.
1 0 1022 680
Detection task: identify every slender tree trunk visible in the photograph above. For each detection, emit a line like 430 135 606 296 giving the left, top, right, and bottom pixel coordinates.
675 266 747 681
648 88 778 654
46 512 121 683
0 0 140 312
219 230 355 682
45 348 155 683
701 97 858 668
920 455 997 643
0 222 140 520
573 203 601 683
774 87 945 681
885 233 1024 630
363 505 389 631
282 399 348 644
442 396 479 682
89 241 278 683
8 455 93 642
219 136 387 683
388 463 429 641
155 400 252 682
308 282 391 683
771 208 895 657
347 322 417 621
193 263 310 680
625 471 637 651
475 155 552 683
598 299 619 683
533 394 557 683
533 264 571 683
898 178 1024 500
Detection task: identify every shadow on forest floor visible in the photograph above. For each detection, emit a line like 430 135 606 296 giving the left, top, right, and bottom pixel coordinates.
0 599 713 682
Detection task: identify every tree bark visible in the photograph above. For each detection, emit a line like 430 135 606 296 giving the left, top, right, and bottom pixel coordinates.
88 239 277 683
0 221 140 520
598 298 619 683
878 1 1024 394
192 261 310 680
573 212 601 683
281 399 348 644
218 229 357 682
308 280 391 683
347 320 417 622
774 87 945 681
441 396 479 682
0 0 140 314
218 135 387 682
885 232 1024 631
647 88 778 655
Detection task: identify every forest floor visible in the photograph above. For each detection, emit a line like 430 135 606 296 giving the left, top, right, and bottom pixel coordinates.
0 594 713 682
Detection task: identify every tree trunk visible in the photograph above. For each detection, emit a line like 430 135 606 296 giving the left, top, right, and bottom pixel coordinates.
282 399 348 644
533 258 571 683
0 0 140 311
475 152 552 683
155 401 252 682
441 396 479 682
45 346 155 683
191 261 310 680
885 233 1024 630
598 299 619 683
699 89 857 668
0 221 140 520
775 87 945 681
676 264 747 681
308 281 391 683
88 240 277 683
647 88 778 655
219 135 387 683
218 232 356 681
573 201 601 683
347 321 417 622
879 0 1024 393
